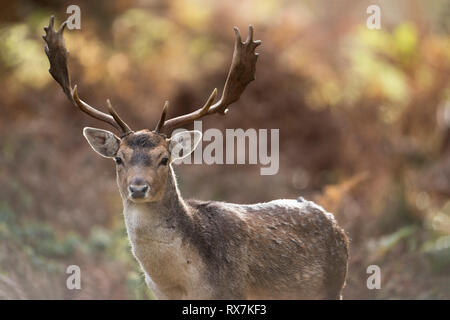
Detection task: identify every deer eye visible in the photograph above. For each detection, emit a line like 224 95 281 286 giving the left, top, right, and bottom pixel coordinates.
114 157 123 165
159 157 169 166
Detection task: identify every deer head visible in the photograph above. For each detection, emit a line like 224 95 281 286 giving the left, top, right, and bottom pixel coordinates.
43 16 260 203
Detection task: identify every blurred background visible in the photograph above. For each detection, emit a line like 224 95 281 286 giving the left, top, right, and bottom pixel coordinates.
0 0 449 299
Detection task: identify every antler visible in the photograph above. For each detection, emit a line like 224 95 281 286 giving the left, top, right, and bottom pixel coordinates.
155 25 261 134
43 16 132 136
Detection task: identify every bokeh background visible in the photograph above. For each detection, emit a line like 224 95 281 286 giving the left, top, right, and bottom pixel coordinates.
0 0 449 299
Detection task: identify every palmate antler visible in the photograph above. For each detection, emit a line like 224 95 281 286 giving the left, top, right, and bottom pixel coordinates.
43 16 132 136
155 25 261 134
44 16 260 137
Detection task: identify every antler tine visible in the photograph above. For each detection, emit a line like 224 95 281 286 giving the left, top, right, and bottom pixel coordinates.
107 99 132 134
155 101 169 133
158 25 260 134
43 16 132 135
158 88 217 133
71 86 121 131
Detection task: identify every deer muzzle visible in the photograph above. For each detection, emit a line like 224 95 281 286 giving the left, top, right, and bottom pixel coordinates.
128 178 150 200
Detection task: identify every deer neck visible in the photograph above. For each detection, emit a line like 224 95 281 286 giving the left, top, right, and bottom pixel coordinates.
121 166 190 246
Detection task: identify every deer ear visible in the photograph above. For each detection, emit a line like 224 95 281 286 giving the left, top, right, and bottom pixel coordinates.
83 127 120 158
168 130 202 164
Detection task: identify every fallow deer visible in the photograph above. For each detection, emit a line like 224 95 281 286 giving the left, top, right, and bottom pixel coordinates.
43 16 348 299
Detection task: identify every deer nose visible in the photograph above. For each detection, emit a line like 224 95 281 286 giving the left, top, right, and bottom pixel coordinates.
128 180 150 199
129 184 148 193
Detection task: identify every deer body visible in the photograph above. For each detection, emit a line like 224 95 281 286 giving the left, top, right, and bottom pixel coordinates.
43 17 349 300
122 166 348 299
